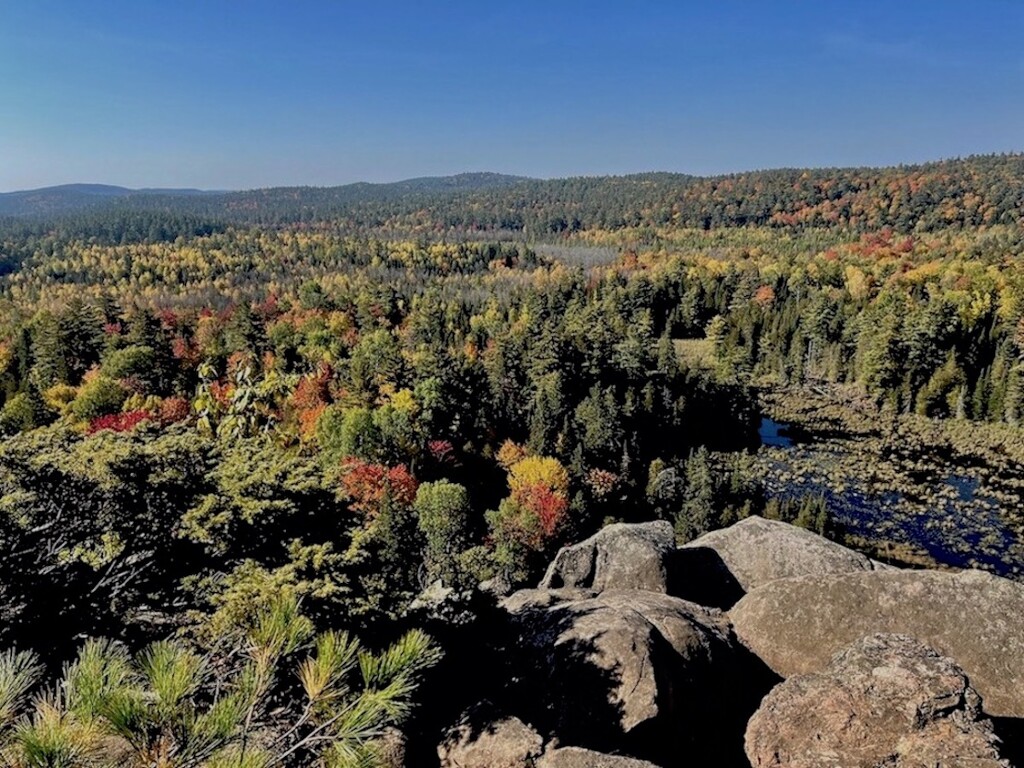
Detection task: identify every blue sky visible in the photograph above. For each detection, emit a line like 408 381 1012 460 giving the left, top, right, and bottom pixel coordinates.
1 1 1022 190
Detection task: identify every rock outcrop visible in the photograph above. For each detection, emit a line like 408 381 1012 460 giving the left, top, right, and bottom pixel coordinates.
501 587 775 764
731 568 1024 718
675 516 885 608
745 633 1010 767
539 521 675 593
437 713 544 768
434 519 1024 768
538 746 663 767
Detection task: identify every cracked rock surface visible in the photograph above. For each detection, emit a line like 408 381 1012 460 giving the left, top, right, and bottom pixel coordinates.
745 633 1010 768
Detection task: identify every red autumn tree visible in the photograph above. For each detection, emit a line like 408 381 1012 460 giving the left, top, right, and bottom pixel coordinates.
339 458 418 520
159 396 191 426
488 456 570 554
87 409 151 435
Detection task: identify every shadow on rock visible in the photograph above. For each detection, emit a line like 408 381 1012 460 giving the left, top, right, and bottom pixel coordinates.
400 589 525 765
667 547 746 610
509 605 628 752
993 717 1024 767
503 590 778 768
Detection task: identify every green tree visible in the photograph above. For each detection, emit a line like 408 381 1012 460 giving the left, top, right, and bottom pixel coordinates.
101 344 157 388
914 352 966 418
675 447 715 542
316 406 382 464
414 481 471 585
0 386 50 435
348 331 405 405
70 376 127 421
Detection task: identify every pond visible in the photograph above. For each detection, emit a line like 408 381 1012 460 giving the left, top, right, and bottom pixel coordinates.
758 417 793 448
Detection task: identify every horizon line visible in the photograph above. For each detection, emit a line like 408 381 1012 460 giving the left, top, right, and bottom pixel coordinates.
3 150 1023 196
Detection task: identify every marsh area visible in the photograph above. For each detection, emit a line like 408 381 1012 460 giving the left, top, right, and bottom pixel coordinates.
755 388 1024 578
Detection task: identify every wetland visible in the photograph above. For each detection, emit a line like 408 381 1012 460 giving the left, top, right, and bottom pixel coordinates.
754 387 1024 578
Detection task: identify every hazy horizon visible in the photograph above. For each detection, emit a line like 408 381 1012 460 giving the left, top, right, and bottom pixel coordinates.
3 0 1023 192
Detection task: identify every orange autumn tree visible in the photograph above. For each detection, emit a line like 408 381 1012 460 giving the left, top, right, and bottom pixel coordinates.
289 363 333 441
487 455 570 581
495 439 528 470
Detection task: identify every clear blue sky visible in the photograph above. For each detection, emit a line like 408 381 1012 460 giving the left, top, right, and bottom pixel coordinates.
2 1 1022 191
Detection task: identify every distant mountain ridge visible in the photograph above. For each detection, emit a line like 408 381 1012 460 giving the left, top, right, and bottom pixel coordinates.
0 173 532 218
2 155 1021 233
0 183 217 217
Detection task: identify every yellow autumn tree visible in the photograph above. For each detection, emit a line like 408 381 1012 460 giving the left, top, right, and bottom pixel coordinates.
507 456 569 497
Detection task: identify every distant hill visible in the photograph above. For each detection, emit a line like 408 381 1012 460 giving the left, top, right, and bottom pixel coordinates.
0 173 530 218
0 183 215 217
362 172 533 193
2 156 1022 233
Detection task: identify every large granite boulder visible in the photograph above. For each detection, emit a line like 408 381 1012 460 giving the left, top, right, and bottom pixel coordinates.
745 633 1009 767
540 521 676 593
538 746 663 767
676 516 886 608
438 713 544 768
502 587 775 764
731 568 1024 718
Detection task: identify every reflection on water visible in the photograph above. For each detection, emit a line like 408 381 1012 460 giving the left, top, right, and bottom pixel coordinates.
946 473 979 502
758 417 793 448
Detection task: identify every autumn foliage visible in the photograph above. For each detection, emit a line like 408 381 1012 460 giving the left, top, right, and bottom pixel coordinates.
586 468 619 499
495 440 528 470
427 439 455 464
489 456 571 556
290 364 333 440
339 458 419 520
87 409 151 434
159 396 191 425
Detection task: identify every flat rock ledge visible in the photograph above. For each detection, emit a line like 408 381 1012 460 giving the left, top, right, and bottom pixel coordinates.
438 715 666 768
676 515 887 608
438 714 544 768
730 568 1024 718
538 746 663 767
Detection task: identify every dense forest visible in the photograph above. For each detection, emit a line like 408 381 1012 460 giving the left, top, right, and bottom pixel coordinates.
0 155 1021 765
4 153 1023 233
